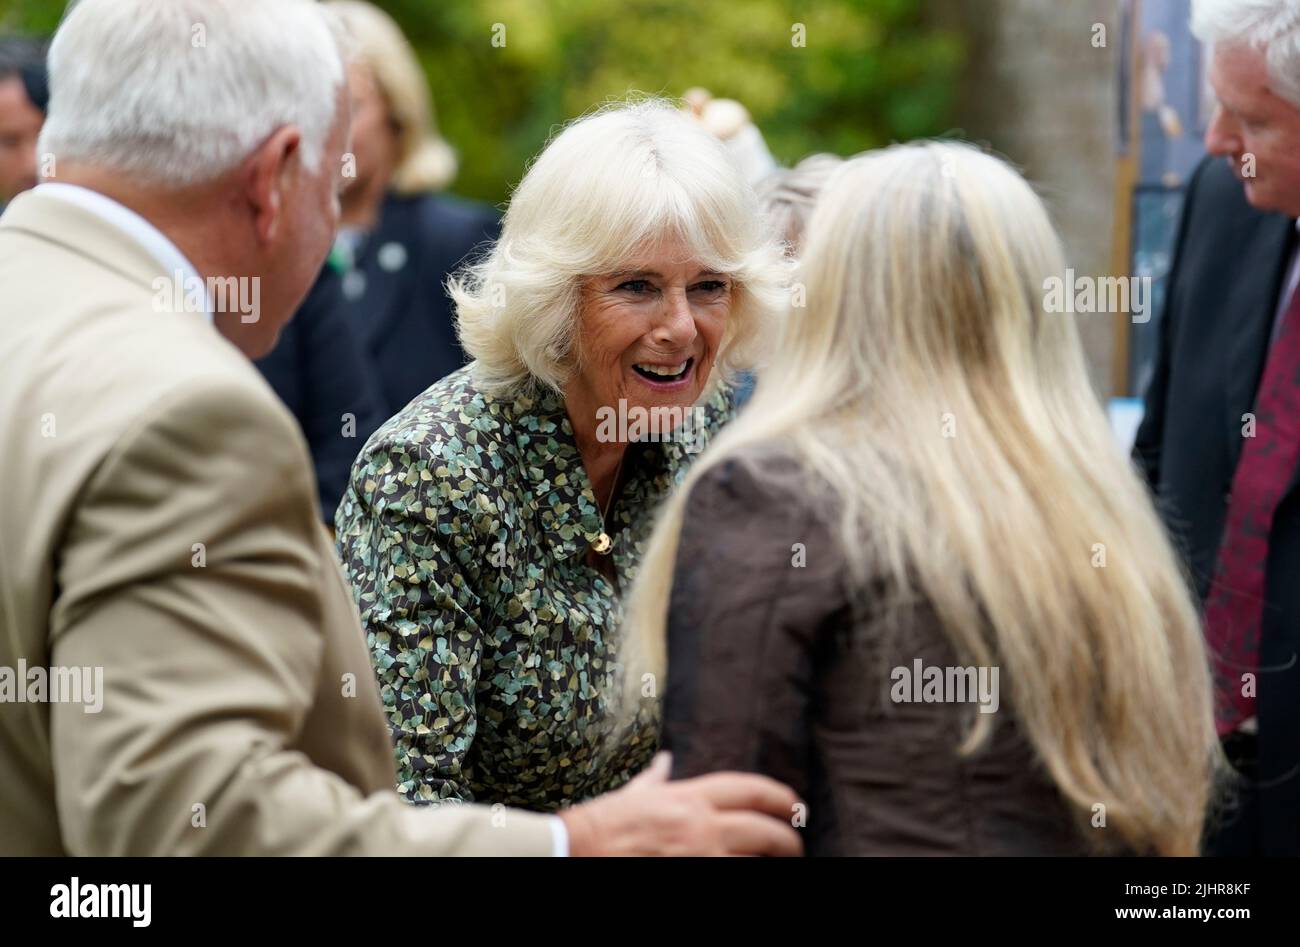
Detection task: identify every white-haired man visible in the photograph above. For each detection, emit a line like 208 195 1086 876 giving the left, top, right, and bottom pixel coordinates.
0 0 800 857
1134 0 1300 856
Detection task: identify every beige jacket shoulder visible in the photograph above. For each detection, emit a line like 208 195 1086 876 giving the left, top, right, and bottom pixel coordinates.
0 190 552 856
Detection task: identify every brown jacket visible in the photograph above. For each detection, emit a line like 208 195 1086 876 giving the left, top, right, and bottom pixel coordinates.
0 189 553 855
663 447 1096 856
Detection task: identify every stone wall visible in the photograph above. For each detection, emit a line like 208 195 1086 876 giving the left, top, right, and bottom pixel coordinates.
932 0 1123 397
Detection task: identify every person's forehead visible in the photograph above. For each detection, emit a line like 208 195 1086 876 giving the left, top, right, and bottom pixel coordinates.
346 60 379 96
1211 42 1273 102
619 234 717 271
330 81 352 131
0 74 27 106
0 74 42 121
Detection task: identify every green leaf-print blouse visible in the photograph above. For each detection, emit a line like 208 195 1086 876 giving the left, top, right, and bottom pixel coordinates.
335 364 734 811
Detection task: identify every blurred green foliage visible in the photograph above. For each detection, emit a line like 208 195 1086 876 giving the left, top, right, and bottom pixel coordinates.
0 0 60 37
0 0 965 204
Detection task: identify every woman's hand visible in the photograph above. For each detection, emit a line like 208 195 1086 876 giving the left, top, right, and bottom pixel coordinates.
560 752 803 856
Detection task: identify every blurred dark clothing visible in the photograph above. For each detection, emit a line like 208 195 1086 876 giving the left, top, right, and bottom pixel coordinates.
257 191 500 521
663 446 1097 856
255 266 384 519
1133 156 1300 857
329 191 501 419
19 59 47 112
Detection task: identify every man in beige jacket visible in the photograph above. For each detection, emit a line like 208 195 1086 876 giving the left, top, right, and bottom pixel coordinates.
0 0 800 857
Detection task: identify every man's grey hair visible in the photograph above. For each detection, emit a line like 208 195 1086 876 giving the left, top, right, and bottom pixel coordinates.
1192 0 1300 108
38 0 345 187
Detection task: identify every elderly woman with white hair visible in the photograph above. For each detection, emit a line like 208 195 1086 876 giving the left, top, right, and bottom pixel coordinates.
335 99 784 809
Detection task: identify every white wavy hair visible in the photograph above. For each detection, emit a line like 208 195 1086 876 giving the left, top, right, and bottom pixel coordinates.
450 97 788 396
1192 0 1300 107
38 0 345 186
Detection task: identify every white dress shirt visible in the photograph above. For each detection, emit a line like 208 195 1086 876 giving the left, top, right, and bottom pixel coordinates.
1272 220 1300 342
33 182 212 321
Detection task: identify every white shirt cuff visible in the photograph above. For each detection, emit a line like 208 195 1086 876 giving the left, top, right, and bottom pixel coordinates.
549 815 570 857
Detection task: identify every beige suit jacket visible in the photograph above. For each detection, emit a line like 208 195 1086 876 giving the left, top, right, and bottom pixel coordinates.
0 189 553 855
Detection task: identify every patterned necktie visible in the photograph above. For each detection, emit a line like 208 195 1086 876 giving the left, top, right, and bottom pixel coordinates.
1203 281 1300 735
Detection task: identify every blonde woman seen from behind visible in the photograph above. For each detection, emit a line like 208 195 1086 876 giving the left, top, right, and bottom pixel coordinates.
622 142 1224 856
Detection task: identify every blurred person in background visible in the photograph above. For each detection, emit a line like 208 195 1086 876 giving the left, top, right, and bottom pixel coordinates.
0 35 47 210
287 0 500 425
0 0 798 858
254 260 385 522
1134 0 1300 856
621 143 1224 856
335 99 784 812
258 0 501 519
757 153 843 258
683 87 778 188
684 92 812 407
726 153 844 407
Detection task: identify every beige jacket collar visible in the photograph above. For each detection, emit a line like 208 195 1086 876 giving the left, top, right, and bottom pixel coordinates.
0 186 212 320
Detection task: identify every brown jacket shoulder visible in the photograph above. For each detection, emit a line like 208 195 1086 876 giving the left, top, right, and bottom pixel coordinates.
662 444 1095 856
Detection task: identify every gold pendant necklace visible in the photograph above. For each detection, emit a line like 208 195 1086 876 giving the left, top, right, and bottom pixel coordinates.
592 454 624 556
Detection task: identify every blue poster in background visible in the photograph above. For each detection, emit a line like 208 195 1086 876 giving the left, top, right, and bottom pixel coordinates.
1126 0 1209 401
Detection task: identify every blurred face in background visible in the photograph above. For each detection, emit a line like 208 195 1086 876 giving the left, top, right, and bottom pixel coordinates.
1205 41 1300 216
0 74 43 201
342 61 400 204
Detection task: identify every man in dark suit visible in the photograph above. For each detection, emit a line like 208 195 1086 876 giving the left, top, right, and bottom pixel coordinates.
254 266 385 520
256 3 502 513
257 192 498 520
1134 1 1300 856
324 190 499 420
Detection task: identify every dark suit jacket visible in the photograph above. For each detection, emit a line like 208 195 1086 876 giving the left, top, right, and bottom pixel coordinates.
334 191 501 420
1133 155 1300 856
257 192 500 519
254 266 384 518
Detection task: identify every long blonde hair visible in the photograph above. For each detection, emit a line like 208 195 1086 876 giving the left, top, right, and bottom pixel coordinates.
621 141 1223 856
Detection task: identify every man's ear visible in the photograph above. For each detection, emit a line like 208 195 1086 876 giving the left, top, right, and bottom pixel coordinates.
243 125 302 245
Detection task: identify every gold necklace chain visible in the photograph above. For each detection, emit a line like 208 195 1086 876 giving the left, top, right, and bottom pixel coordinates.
591 452 625 556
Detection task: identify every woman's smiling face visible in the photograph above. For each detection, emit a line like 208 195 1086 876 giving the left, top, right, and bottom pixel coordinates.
566 235 732 440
